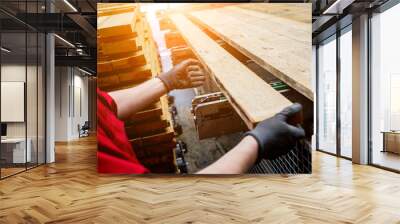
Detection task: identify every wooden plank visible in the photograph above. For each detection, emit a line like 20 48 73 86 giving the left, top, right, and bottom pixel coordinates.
126 119 170 139
130 131 175 148
98 51 147 76
100 38 138 55
134 141 176 159
238 3 310 23
159 17 175 30
98 3 136 17
97 61 113 74
118 64 152 80
98 64 152 83
110 51 147 70
170 47 196 65
127 107 163 124
98 12 136 38
98 75 151 92
98 3 135 10
97 75 119 89
170 14 291 128
165 31 186 49
190 4 312 100
98 32 137 44
159 95 174 132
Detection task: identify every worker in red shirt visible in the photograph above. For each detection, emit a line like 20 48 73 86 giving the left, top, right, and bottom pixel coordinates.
98 59 305 174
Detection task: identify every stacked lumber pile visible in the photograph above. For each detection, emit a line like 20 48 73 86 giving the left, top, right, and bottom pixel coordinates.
166 5 312 174
97 3 176 173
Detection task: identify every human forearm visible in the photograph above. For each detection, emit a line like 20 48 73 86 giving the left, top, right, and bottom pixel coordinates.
109 78 167 120
197 104 305 174
109 59 206 120
197 136 258 174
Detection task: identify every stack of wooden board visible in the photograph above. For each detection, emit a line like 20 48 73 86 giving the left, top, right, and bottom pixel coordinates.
167 5 312 174
97 3 176 173
161 24 196 66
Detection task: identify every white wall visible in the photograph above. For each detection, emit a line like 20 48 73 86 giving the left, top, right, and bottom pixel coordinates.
54 67 89 141
1 65 29 138
1 63 46 164
55 66 70 141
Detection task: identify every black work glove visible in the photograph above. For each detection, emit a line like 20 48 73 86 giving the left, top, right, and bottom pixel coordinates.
158 59 206 91
244 103 306 162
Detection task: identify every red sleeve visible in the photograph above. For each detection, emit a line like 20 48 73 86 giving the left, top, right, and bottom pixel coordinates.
97 88 149 174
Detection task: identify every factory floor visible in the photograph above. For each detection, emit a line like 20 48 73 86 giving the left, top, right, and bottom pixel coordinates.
1 135 400 223
170 88 242 173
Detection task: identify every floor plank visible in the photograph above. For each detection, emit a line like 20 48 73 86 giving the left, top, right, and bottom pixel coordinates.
0 136 400 223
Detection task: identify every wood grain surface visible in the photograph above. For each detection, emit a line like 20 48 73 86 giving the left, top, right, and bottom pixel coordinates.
170 14 292 129
1 136 400 223
98 12 137 38
191 4 313 100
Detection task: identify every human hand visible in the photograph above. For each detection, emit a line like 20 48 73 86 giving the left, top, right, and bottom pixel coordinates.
244 103 305 161
158 59 206 91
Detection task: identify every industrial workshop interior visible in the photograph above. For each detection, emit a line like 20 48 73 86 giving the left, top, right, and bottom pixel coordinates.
0 0 400 223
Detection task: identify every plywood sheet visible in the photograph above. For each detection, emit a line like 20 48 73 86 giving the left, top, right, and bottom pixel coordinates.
170 14 291 128
191 4 313 100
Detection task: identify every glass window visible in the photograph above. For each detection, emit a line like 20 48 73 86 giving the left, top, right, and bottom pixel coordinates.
339 27 352 158
371 3 400 171
1 30 28 177
0 1 46 179
318 35 337 154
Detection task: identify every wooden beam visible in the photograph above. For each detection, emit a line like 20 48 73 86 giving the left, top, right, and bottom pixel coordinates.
190 4 313 100
170 14 291 129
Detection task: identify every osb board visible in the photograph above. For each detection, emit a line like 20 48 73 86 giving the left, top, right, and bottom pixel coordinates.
171 14 291 129
191 4 313 100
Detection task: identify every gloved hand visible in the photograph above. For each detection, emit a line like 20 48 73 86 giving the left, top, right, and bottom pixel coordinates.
244 103 306 161
158 59 206 91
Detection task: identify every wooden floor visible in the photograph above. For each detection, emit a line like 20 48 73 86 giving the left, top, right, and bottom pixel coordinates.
373 150 400 171
1 135 400 223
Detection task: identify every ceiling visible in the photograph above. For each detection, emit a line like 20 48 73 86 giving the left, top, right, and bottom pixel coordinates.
0 0 97 72
312 0 391 43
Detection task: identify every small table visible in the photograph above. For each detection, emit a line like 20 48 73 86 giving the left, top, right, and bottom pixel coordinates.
382 131 400 154
1 138 32 164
